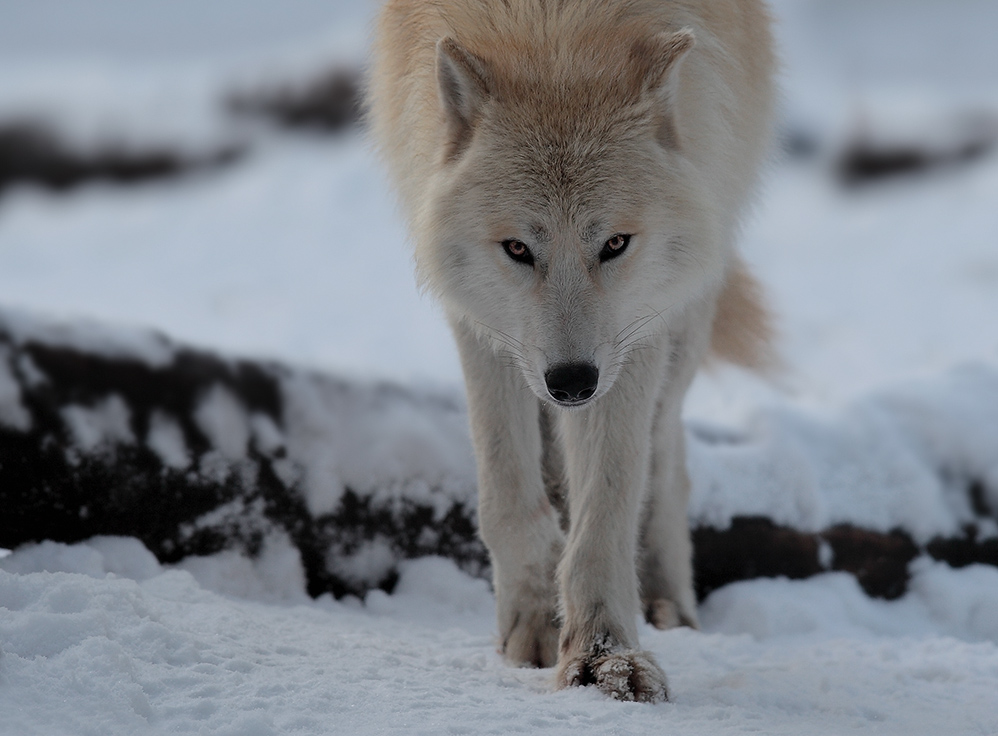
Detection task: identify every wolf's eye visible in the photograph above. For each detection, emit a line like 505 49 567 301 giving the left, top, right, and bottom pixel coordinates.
599 234 631 262
502 239 535 266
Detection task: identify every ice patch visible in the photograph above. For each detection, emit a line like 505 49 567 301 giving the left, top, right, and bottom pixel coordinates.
0 346 31 431
61 394 135 453
146 410 191 469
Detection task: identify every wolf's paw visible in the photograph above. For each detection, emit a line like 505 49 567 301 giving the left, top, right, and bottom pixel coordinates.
556 648 668 703
501 608 559 668
645 597 699 630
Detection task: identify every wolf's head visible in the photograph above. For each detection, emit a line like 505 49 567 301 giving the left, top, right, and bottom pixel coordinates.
418 27 724 407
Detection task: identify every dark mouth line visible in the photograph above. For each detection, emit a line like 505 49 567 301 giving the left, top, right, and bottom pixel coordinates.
548 396 596 409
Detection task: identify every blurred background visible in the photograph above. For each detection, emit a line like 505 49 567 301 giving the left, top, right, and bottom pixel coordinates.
0 0 996 417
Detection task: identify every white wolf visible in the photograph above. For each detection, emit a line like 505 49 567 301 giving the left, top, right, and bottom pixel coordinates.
369 0 776 702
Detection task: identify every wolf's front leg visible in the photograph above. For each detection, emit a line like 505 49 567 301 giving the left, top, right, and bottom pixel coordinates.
639 401 699 631
452 320 564 668
555 347 671 702
639 317 710 631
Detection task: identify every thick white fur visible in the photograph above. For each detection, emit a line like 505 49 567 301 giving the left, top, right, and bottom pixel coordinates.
369 0 776 702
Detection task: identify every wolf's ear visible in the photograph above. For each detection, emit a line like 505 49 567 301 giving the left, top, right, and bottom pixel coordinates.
436 38 490 153
633 29 695 149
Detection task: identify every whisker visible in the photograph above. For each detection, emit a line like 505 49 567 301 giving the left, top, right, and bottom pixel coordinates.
476 321 528 351
613 312 658 347
474 320 544 373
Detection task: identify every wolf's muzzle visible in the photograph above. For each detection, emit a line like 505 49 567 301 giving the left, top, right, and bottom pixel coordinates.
544 363 599 405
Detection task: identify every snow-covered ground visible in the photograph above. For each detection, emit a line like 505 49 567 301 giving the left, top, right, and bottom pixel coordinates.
1 1 997 733
3 543 998 735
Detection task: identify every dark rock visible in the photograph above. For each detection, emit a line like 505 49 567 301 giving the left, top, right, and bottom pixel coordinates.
837 110 998 187
0 122 243 195
228 68 362 133
2 310 995 602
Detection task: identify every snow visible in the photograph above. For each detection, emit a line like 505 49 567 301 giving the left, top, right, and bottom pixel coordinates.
1 0 998 732
174 532 310 604
700 559 998 645
0 0 373 152
2 542 997 735
0 307 176 368
0 137 453 381
61 394 136 456
689 364 998 540
279 372 476 517
194 384 252 463
146 410 192 470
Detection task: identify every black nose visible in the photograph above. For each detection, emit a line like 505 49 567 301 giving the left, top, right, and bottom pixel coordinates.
544 363 599 404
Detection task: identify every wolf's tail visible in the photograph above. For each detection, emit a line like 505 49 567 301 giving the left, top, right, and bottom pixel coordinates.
709 257 779 373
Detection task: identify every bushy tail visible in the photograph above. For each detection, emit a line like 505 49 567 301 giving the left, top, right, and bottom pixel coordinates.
709 257 779 373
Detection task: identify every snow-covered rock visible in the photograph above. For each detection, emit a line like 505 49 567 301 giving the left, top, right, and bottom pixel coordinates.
2 307 995 602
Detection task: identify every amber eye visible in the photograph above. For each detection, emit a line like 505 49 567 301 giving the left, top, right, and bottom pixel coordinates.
599 233 631 262
502 239 535 266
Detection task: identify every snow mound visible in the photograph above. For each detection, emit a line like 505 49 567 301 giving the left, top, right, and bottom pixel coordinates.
2 538 997 735
701 559 998 644
690 363 998 541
